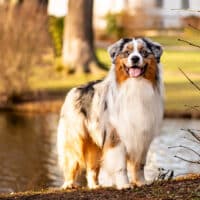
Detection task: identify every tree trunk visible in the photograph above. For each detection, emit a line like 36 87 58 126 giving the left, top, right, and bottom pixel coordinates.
62 0 103 73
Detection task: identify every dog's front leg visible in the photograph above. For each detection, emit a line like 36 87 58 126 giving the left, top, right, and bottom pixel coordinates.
128 161 146 187
102 129 130 189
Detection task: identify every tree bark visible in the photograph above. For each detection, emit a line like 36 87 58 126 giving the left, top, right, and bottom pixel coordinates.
62 0 103 73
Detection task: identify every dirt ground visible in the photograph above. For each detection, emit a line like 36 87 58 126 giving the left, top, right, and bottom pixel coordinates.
1 177 200 200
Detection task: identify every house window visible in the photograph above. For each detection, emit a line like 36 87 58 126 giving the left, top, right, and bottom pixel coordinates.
182 0 189 9
156 0 163 8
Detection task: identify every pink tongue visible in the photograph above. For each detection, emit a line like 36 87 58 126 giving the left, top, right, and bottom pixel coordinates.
128 68 142 77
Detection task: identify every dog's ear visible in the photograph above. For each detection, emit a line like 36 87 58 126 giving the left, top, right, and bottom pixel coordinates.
107 38 131 63
143 38 163 63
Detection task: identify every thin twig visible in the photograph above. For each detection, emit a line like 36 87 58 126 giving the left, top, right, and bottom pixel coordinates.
179 68 200 91
181 128 200 132
188 24 200 31
174 155 200 164
169 145 200 157
187 129 200 142
183 136 200 145
178 38 200 48
184 105 200 112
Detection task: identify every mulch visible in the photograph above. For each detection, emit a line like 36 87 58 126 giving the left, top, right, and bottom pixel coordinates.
1 177 200 200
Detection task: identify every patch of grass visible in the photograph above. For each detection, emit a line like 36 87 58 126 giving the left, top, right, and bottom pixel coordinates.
150 35 183 46
96 48 111 69
162 50 200 111
149 29 200 47
30 73 106 91
29 48 200 112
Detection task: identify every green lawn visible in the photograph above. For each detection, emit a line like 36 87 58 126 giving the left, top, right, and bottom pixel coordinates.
30 47 200 112
162 50 200 111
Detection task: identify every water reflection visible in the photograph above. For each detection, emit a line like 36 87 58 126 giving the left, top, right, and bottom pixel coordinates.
0 113 199 194
0 113 62 193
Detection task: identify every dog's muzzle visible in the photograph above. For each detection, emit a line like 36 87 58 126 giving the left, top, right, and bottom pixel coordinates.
126 64 147 78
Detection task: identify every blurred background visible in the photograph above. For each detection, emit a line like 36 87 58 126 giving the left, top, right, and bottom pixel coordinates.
0 0 199 112
0 0 199 194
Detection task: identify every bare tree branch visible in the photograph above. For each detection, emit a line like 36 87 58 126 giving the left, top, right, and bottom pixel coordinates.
169 145 200 157
187 129 200 142
184 105 200 112
181 129 200 144
174 155 200 164
192 129 200 132
179 68 200 91
178 38 200 48
181 128 200 132
183 136 200 145
188 23 200 31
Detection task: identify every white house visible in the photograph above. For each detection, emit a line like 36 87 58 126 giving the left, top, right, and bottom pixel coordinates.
48 0 200 29
48 0 68 18
147 0 200 28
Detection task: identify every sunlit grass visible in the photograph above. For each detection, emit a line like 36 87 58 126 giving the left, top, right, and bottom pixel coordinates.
149 28 200 47
161 50 200 111
29 47 200 112
30 73 106 91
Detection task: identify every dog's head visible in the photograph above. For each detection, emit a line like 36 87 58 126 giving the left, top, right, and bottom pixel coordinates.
108 38 163 85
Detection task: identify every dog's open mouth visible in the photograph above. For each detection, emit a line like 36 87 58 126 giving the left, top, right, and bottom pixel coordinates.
126 65 147 78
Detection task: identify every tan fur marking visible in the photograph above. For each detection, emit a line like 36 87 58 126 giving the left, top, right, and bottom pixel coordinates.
137 43 144 51
115 55 129 85
82 125 102 186
103 128 120 150
143 55 158 86
83 133 102 170
123 43 134 52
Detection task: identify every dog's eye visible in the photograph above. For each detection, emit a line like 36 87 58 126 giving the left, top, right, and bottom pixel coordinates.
124 51 131 57
141 50 148 57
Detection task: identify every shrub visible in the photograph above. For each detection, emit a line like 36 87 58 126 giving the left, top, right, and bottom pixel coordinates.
0 1 49 103
105 12 124 40
48 16 64 57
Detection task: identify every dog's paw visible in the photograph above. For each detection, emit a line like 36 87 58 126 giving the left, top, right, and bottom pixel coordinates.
62 181 78 189
134 179 151 187
88 183 100 189
116 183 133 190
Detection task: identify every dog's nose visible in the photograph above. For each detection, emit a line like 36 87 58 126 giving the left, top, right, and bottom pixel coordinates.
131 56 140 64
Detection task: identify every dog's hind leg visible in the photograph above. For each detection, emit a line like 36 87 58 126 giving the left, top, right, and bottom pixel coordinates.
86 166 100 189
57 117 84 189
62 158 80 189
84 135 102 189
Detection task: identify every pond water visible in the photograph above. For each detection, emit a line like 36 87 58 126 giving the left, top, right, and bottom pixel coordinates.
0 112 199 194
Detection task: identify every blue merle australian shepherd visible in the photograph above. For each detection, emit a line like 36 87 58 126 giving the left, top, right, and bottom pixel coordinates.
57 38 164 189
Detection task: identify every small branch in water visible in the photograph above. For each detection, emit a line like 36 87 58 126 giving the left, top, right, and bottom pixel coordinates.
187 129 200 142
181 128 200 143
169 145 200 157
178 68 200 91
174 155 200 164
192 129 200 132
182 136 200 145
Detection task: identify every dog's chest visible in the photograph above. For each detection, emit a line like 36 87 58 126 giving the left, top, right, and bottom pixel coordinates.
109 79 163 153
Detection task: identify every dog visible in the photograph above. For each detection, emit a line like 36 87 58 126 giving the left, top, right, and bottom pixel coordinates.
57 37 164 189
